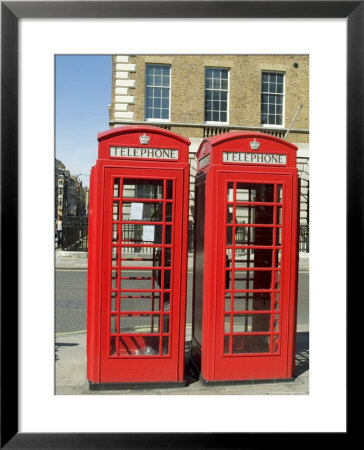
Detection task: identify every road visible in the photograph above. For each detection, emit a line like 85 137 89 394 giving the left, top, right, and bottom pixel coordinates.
56 269 308 334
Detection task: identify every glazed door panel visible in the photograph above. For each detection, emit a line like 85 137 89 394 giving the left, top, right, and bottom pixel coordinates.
214 172 294 380
100 168 184 383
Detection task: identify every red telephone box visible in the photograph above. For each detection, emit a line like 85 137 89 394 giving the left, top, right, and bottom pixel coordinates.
191 132 299 383
87 125 190 389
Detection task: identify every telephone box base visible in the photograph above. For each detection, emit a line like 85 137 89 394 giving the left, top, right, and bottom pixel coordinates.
199 374 295 386
88 380 187 391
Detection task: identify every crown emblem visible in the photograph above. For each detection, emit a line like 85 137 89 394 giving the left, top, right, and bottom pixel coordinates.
139 133 150 145
249 138 260 150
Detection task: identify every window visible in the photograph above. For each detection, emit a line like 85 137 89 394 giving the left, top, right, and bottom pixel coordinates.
145 64 171 120
261 72 284 126
205 68 229 123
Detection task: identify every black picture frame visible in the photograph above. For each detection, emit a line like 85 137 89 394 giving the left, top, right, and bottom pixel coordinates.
1 1 357 448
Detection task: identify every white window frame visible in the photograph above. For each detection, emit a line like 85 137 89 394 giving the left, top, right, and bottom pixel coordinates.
204 67 229 125
261 71 285 128
145 64 171 122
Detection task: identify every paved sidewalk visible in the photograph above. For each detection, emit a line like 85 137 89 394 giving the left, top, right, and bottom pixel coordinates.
55 249 310 272
55 324 309 395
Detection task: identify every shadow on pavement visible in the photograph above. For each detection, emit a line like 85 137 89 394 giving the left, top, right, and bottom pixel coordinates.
184 341 199 386
295 331 309 377
55 342 79 361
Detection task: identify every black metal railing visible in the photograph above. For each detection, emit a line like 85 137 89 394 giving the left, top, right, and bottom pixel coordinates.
61 216 88 251
59 215 309 254
299 224 309 253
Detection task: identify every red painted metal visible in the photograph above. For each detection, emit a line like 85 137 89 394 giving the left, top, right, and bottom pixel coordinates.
191 132 299 382
87 126 190 385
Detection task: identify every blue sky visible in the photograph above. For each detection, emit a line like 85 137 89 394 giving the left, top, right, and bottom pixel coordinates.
55 55 112 187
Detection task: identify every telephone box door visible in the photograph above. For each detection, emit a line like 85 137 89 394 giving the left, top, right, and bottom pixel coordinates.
99 168 185 383
214 171 297 380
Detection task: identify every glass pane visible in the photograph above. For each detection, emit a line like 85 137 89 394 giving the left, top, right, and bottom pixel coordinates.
276 207 282 225
225 292 231 311
165 226 172 244
123 179 164 199
236 184 255 202
275 249 282 267
110 336 116 356
120 269 163 290
112 224 118 243
119 335 159 356
274 313 280 331
277 185 283 203
275 271 281 290
110 315 117 334
166 202 173 221
236 184 274 203
162 336 169 355
224 335 230 354
120 292 161 312
111 291 117 311
232 291 272 311
121 247 162 267
121 224 163 244
111 246 118 266
234 248 272 268
119 314 160 333
224 315 231 333
227 182 234 202
274 291 280 310
232 314 253 332
273 334 279 353
163 270 171 289
235 227 274 246
163 314 170 333
235 205 274 225
226 205 234 223
163 292 171 312
166 180 173 199
113 179 120 198
236 184 272 202
234 313 271 332
111 270 117 289
221 79 228 90
205 111 212 121
113 202 120 221
232 335 270 353
122 202 163 222
234 269 273 290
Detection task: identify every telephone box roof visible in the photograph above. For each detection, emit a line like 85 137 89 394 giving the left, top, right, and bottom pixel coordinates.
197 131 298 157
97 125 191 145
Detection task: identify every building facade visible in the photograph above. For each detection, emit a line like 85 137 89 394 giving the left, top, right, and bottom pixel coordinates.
108 55 309 229
55 159 89 218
